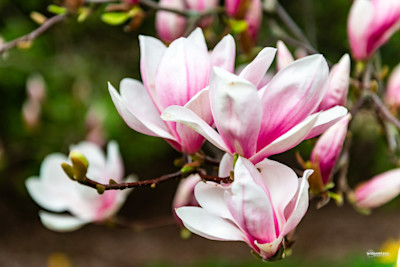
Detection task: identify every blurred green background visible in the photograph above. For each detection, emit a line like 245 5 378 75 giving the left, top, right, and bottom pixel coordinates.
1 0 400 266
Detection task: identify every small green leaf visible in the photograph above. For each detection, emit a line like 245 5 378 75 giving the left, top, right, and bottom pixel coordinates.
48 5 67 15
61 163 75 181
77 7 91 23
229 19 248 34
101 12 131 26
96 184 106 194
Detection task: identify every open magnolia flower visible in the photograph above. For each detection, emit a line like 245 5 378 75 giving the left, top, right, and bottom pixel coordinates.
162 50 348 164
176 157 312 260
109 28 235 154
347 0 400 60
25 141 134 232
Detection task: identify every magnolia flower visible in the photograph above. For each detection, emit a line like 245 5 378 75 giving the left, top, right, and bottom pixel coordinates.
354 168 400 209
347 0 400 60
26 141 134 232
318 54 351 111
225 0 244 18
109 28 235 154
276 40 294 71
385 64 400 109
185 0 218 27
172 174 201 226
162 50 348 164
176 157 312 260
155 0 186 43
311 114 351 185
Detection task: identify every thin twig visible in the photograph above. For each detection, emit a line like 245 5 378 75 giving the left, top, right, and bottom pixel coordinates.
204 155 220 167
0 14 67 54
274 2 313 48
77 169 232 191
370 93 400 130
139 0 189 17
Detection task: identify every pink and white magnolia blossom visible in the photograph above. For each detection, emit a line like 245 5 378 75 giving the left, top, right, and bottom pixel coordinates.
176 157 313 260
172 174 201 226
318 54 351 111
225 0 243 17
311 114 351 185
109 28 236 154
155 0 186 43
347 0 400 60
162 50 348 164
385 64 400 109
25 141 134 232
354 168 400 209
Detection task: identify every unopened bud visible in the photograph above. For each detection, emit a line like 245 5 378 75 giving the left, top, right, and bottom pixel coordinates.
96 184 105 194
109 179 117 184
61 162 75 180
69 150 88 182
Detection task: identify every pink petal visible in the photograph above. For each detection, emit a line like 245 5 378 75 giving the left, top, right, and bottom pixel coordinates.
210 34 236 73
108 81 176 140
347 0 374 60
161 105 229 152
385 63 400 107
256 158 299 228
176 88 212 154
155 38 211 108
282 170 312 236
139 35 166 110
250 113 319 164
276 40 294 71
257 54 329 150
210 67 261 157
239 47 277 88
305 106 348 139
225 157 277 244
176 207 245 241
39 211 89 232
319 54 350 111
355 169 400 208
311 114 350 184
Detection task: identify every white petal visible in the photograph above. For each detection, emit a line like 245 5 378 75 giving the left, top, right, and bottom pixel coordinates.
210 34 236 72
195 182 233 220
210 67 262 157
305 106 348 139
139 35 166 109
256 159 299 228
105 141 124 183
108 81 176 140
282 170 312 236
176 207 245 241
218 153 234 177
239 47 277 87
187 27 207 52
39 211 88 232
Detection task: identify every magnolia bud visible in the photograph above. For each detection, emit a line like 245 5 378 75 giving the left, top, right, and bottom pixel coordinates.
69 150 89 181
155 0 186 43
311 115 350 185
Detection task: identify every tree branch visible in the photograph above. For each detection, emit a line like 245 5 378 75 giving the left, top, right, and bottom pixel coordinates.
0 14 67 54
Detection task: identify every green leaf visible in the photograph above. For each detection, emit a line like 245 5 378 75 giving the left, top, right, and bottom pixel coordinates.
48 5 67 15
101 12 131 26
228 19 248 34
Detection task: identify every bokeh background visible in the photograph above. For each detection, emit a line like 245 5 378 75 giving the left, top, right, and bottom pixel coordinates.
1 0 400 266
